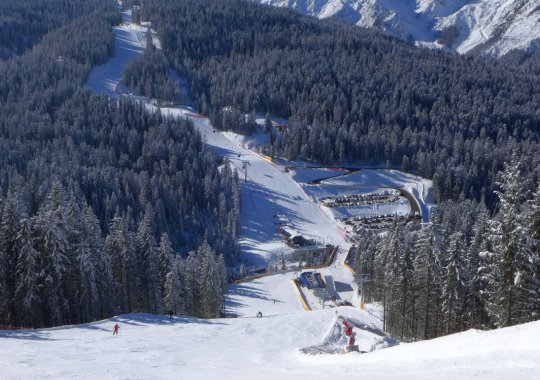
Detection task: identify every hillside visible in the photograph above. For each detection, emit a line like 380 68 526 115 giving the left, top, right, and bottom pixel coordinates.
251 0 540 58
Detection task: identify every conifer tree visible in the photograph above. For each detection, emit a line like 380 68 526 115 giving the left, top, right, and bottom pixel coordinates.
0 197 20 323
486 159 536 326
465 210 490 329
198 242 222 318
137 211 162 314
183 251 198 315
216 254 227 293
413 224 444 339
158 233 173 295
14 217 40 327
163 256 185 315
442 232 467 334
33 182 70 326
83 206 115 319
526 184 540 319
105 215 137 312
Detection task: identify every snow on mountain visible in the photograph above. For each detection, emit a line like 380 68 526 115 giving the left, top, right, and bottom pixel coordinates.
252 0 540 58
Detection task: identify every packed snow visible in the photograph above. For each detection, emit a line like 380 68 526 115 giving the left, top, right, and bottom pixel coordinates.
86 9 148 96
1 309 539 380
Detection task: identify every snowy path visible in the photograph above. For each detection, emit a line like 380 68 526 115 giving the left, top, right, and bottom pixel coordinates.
86 10 148 96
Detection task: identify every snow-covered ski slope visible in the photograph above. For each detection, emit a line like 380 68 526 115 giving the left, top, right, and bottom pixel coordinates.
227 273 306 316
83 3 437 309
84 7 351 269
1 310 539 380
86 9 148 96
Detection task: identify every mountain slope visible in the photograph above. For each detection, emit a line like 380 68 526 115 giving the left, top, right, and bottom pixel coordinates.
252 0 540 57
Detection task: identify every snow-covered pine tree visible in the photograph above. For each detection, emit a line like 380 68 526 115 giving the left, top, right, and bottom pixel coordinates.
183 251 197 315
525 183 540 319
198 242 222 318
75 210 98 323
64 190 85 324
413 223 444 340
353 230 379 303
105 215 137 312
465 208 490 329
158 233 173 296
398 230 416 341
14 217 40 327
33 182 69 326
136 211 163 314
84 206 115 318
381 223 417 341
381 220 403 334
163 256 185 315
485 158 536 327
216 254 228 293
442 232 468 335
0 196 20 324
0 245 5 324
373 230 391 307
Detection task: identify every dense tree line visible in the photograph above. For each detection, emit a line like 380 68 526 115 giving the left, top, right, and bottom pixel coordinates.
0 184 228 327
354 158 540 341
123 31 183 103
0 0 117 59
140 0 540 210
500 47 540 77
0 1 239 328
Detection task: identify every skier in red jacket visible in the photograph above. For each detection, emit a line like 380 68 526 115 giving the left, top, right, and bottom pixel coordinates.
113 323 120 335
348 332 356 347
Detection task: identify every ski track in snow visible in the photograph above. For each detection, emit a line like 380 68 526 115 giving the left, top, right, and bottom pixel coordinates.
86 9 148 96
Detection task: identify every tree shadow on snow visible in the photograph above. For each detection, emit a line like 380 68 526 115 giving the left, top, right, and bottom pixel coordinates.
0 329 57 341
111 313 226 326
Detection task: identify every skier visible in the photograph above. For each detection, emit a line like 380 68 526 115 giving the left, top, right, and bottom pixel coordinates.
113 323 120 335
256 311 263 318
348 332 356 347
169 310 174 320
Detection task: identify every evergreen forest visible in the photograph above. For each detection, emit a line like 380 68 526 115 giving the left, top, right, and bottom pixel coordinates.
0 0 239 328
137 0 540 339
